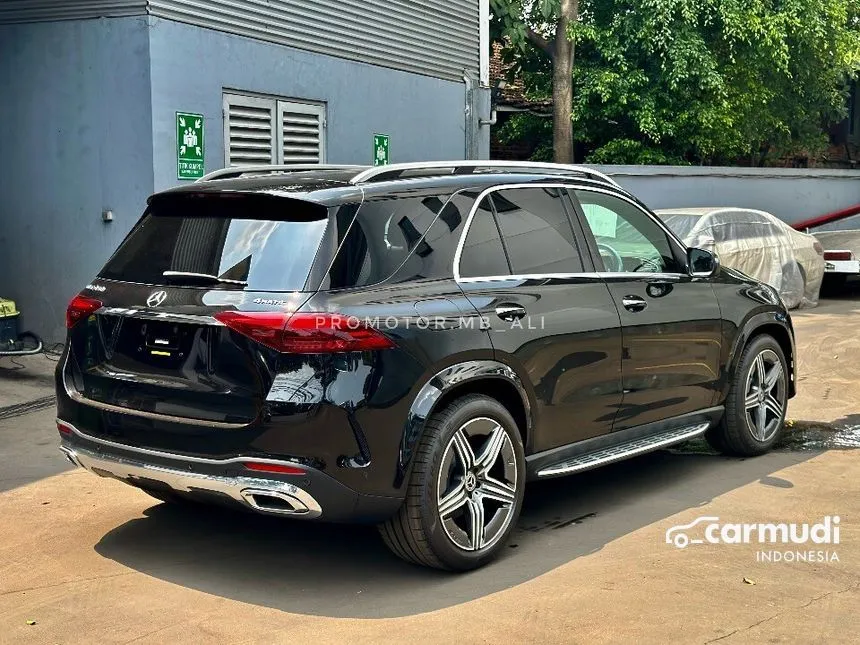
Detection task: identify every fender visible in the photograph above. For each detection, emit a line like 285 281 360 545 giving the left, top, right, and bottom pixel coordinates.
724 309 797 400
396 360 532 486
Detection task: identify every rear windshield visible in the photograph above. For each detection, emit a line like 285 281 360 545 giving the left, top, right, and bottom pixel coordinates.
100 193 330 291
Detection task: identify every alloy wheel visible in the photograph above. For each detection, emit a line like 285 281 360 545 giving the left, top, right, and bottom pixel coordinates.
744 349 786 442
436 417 518 552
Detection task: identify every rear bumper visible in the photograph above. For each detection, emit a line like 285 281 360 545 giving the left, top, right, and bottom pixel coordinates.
60 443 324 518
58 420 403 523
824 260 860 274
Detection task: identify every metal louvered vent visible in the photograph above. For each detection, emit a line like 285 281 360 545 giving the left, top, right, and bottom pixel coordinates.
279 102 326 164
224 93 326 167
223 95 275 167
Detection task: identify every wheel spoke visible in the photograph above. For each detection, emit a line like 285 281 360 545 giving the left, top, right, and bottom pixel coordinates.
479 476 516 506
438 480 468 518
745 390 760 410
451 429 475 470
763 362 783 391
764 394 784 419
467 497 485 550
755 403 768 440
754 354 766 388
475 424 506 474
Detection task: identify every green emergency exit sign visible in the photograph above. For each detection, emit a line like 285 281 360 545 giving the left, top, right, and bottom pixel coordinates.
177 112 204 180
374 134 390 166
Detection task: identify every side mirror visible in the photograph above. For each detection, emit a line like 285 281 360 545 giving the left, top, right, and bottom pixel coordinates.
688 248 719 277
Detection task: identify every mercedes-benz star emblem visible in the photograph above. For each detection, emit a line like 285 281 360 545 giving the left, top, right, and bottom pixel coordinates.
146 290 168 308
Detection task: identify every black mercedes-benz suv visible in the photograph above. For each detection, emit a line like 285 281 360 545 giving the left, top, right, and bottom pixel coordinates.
57 161 795 570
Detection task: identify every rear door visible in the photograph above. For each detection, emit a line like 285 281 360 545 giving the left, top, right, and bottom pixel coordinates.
456 186 623 453
63 192 341 451
569 188 723 430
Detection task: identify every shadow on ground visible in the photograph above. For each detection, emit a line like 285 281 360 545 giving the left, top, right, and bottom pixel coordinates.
94 448 818 619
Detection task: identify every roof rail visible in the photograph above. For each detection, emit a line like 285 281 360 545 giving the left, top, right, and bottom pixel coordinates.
349 161 621 188
197 164 366 183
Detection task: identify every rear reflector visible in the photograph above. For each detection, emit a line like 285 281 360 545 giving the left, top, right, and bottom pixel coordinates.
243 461 306 476
66 294 102 328
214 311 395 354
824 250 853 261
56 421 73 436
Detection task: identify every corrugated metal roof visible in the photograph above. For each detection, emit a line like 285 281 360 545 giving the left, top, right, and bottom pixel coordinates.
148 0 479 81
0 0 479 81
0 1 147 22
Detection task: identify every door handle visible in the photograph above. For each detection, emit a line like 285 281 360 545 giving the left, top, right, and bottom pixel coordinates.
622 296 648 313
495 304 527 322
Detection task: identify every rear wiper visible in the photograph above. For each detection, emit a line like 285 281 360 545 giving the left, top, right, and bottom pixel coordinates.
162 271 248 287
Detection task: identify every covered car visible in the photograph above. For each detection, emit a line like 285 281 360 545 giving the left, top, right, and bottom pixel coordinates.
656 208 825 309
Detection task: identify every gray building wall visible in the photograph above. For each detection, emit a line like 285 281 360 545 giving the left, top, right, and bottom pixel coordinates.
595 165 860 226
0 17 154 344
148 18 469 190
0 13 480 341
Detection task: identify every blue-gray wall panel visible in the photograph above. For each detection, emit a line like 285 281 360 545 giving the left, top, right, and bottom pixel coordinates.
148 19 467 191
0 18 154 342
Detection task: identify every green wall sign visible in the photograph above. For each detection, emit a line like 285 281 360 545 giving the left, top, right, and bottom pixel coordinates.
373 133 390 166
177 112 204 180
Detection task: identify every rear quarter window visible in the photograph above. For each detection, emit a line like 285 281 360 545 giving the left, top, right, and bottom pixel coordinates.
322 194 454 289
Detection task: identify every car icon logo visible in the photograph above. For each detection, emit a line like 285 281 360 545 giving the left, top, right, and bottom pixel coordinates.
665 516 720 549
146 290 168 308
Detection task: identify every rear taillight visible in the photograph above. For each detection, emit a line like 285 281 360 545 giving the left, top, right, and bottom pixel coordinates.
824 250 853 261
56 420 73 436
66 294 102 328
214 311 395 354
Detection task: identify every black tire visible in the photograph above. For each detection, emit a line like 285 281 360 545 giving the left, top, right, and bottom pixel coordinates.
708 335 788 456
378 394 526 571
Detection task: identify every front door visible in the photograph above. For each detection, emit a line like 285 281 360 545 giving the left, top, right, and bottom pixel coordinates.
456 186 623 452
569 188 723 431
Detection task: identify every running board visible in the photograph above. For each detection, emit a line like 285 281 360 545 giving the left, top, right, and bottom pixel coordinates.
536 423 710 478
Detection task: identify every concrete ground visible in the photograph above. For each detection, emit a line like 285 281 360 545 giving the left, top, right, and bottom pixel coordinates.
1 294 858 644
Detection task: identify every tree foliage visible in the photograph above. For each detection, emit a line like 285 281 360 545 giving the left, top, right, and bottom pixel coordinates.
493 0 860 165
491 0 579 162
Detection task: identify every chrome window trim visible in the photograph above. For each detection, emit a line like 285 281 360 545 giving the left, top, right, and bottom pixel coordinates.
457 273 602 284
452 182 689 283
57 418 298 467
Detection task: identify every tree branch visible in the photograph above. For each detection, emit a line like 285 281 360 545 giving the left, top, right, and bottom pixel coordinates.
526 26 554 58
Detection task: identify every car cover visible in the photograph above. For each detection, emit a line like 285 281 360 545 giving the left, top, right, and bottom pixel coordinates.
661 210 824 309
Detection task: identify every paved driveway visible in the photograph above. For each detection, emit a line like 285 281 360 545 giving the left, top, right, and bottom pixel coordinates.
0 295 858 644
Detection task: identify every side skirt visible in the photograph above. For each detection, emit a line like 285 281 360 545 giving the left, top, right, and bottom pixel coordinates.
526 407 724 480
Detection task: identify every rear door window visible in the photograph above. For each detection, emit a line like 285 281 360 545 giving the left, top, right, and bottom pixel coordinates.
458 196 511 279
99 194 330 291
491 188 584 275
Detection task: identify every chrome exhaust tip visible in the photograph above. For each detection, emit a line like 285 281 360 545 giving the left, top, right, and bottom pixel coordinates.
59 446 82 468
240 489 311 515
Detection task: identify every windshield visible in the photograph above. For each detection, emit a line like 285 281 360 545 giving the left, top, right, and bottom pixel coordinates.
100 193 330 291
659 214 704 242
